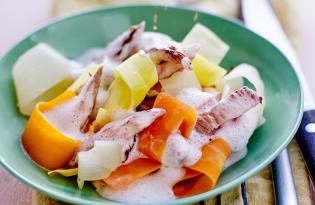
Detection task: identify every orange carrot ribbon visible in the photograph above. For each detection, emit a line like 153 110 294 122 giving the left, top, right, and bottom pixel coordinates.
173 138 231 198
101 158 161 189
138 92 197 161
22 90 80 170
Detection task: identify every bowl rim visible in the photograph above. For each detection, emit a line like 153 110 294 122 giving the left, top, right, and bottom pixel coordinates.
0 4 304 205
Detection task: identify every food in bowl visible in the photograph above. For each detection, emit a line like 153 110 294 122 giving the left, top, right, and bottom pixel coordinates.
13 22 265 203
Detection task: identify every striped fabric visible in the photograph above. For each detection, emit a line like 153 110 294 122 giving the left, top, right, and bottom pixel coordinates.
194 168 274 205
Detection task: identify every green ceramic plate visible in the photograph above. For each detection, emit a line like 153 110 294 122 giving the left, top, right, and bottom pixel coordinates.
0 5 303 205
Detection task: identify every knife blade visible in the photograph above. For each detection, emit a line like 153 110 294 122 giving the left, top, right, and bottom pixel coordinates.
242 0 315 184
240 1 302 205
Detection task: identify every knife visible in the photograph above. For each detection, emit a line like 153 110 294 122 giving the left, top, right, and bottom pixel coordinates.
242 0 315 203
240 2 298 205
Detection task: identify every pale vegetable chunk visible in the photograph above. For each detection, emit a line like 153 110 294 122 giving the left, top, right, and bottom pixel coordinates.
192 54 227 87
182 23 229 64
77 141 123 189
159 70 201 97
223 63 265 125
67 63 99 92
12 43 79 115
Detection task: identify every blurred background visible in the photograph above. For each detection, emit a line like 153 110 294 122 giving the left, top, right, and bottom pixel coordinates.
1 0 314 93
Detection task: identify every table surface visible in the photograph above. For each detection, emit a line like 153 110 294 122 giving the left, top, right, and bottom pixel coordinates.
1 0 315 204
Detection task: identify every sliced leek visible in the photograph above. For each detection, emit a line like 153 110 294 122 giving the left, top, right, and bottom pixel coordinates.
160 70 201 97
67 63 99 92
104 51 158 110
223 63 265 126
77 141 122 189
182 23 229 64
192 54 226 87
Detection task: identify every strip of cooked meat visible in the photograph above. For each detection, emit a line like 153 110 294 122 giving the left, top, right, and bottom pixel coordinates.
80 108 165 162
44 67 102 137
148 44 199 80
68 108 165 167
104 22 145 62
195 86 262 135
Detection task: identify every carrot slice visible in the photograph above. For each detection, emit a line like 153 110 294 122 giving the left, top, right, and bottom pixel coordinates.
138 93 197 161
173 138 231 198
22 90 80 170
173 172 212 198
102 158 161 189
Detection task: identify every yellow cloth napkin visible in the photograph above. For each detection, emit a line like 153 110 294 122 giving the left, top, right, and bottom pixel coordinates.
33 1 312 204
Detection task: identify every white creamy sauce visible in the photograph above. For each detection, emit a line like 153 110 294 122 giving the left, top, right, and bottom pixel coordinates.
95 167 185 204
162 133 201 167
176 88 216 109
102 56 118 83
224 148 248 169
188 130 212 149
44 95 88 141
215 108 259 152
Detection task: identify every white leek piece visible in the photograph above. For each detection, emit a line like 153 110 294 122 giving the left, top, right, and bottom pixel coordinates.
223 63 265 103
77 141 122 189
182 23 229 64
12 43 80 115
223 63 265 125
160 70 201 97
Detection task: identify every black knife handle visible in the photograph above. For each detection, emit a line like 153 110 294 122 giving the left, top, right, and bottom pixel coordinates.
296 109 315 183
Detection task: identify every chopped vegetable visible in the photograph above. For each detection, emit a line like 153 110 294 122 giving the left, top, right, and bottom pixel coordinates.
77 141 122 189
104 76 133 109
102 158 161 190
159 70 201 97
12 43 79 115
91 108 114 132
196 86 262 135
139 93 197 161
192 54 227 87
173 138 231 197
48 168 78 177
223 63 265 104
182 23 229 64
223 63 265 124
67 63 99 92
105 51 158 109
21 90 80 170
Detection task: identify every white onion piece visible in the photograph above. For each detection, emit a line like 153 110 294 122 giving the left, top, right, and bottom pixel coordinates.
12 43 80 115
159 70 201 97
77 141 122 189
223 63 265 125
182 23 229 64
224 64 265 103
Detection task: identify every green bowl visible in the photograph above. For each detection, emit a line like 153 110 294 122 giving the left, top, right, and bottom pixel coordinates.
0 5 303 205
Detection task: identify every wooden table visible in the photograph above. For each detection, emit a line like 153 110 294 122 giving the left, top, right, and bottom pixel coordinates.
0 0 315 204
